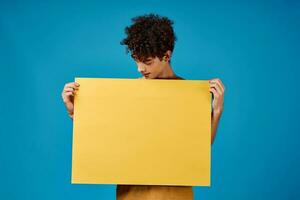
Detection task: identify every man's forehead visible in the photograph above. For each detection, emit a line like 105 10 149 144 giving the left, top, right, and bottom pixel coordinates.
133 55 155 62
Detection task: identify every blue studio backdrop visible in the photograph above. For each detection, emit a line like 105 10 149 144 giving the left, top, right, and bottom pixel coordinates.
0 0 299 199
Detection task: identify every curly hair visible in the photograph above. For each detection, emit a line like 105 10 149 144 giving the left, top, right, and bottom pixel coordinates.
120 13 177 63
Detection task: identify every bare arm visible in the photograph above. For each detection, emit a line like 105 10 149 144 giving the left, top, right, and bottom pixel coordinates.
211 111 222 144
209 78 225 144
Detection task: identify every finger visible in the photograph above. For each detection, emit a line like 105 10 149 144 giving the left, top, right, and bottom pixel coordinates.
64 82 80 89
215 79 225 92
210 79 223 91
64 82 75 88
209 87 219 98
66 82 80 87
64 88 75 93
64 85 79 92
64 91 74 96
210 82 223 95
211 78 225 92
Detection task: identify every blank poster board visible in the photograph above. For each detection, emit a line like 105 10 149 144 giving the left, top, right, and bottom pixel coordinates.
72 77 211 186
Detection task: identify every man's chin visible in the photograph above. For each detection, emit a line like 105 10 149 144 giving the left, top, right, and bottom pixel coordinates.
143 74 157 79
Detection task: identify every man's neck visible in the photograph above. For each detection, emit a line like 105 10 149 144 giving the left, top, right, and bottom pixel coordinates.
157 63 178 79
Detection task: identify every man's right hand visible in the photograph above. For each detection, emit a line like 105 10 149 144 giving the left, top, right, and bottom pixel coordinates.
61 82 80 119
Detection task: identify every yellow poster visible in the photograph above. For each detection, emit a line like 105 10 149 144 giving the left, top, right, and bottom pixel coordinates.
72 77 211 186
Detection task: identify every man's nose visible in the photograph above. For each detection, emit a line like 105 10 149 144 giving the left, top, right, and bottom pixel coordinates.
137 64 146 73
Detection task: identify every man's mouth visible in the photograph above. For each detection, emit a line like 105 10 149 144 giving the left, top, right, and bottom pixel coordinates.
143 73 150 77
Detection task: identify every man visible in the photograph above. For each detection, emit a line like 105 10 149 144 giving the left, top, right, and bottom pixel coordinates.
61 13 225 200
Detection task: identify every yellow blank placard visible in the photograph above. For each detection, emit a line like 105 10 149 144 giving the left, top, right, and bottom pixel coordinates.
72 77 211 186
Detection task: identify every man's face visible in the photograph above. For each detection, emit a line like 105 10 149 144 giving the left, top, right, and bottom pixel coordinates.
135 57 168 79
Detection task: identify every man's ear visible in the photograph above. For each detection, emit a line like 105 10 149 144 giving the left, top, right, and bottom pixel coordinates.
163 50 172 62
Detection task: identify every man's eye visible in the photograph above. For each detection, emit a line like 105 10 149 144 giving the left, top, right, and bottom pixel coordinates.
146 61 152 65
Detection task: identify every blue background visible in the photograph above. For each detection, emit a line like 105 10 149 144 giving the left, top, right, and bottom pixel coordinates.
0 0 299 199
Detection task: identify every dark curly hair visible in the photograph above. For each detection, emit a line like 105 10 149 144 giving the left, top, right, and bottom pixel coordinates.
120 13 177 63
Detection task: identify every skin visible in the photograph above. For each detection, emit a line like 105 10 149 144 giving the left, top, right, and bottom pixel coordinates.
61 50 225 144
